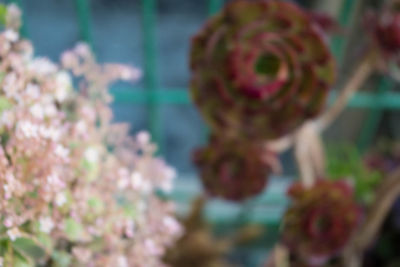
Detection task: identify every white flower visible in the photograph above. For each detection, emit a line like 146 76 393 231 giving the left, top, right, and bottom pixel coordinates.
3 184 11 200
3 217 13 228
117 177 129 190
1 110 15 128
117 256 129 267
44 103 57 117
81 106 96 121
160 166 176 193
3 73 18 96
136 131 150 145
55 71 71 102
47 173 64 188
165 166 176 180
124 220 135 238
144 239 162 256
26 83 40 99
4 29 18 42
55 192 67 207
75 120 87 134
39 217 54 233
30 103 44 119
84 147 99 163
131 171 145 190
55 144 70 159
120 66 142 81
75 43 91 56
7 227 21 241
29 58 57 76
17 121 38 138
39 126 61 141
163 216 182 236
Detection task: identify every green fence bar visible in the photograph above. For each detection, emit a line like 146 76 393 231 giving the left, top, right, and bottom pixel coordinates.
112 88 190 105
112 88 400 109
141 0 161 149
202 0 224 142
331 0 359 64
330 91 400 109
74 0 93 48
208 0 223 16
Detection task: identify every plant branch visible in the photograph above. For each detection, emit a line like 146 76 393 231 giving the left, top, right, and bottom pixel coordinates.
343 167 400 267
314 53 375 132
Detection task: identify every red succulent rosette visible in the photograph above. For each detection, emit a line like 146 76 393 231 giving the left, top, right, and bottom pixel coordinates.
190 0 335 140
193 137 273 201
367 0 400 58
282 179 362 265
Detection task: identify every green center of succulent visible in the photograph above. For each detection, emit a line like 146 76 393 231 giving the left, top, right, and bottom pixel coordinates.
312 215 331 236
254 53 280 77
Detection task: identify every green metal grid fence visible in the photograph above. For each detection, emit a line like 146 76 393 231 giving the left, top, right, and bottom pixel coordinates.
8 0 400 153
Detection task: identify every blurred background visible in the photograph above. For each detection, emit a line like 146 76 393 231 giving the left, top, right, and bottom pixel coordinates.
14 0 398 174
5 0 400 265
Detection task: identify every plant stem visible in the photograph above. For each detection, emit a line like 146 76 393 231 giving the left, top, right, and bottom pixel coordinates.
314 53 375 132
294 122 325 187
5 239 13 267
343 168 400 267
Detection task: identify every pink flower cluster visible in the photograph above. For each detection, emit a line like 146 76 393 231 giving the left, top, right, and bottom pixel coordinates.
0 4 181 266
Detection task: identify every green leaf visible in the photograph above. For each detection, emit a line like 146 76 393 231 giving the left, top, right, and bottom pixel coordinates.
123 204 137 218
13 248 35 267
63 218 84 241
37 232 53 253
88 197 104 214
326 143 383 204
81 159 99 182
13 237 46 262
0 96 11 115
51 250 72 267
0 239 8 255
0 5 7 26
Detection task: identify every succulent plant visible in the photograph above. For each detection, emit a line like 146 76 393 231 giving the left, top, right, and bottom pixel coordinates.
190 0 335 140
193 137 273 201
282 180 362 265
367 0 400 58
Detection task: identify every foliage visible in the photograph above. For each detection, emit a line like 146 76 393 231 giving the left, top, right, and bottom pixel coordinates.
191 0 335 202
190 0 335 141
282 180 362 266
326 143 383 204
0 4 181 266
193 136 271 201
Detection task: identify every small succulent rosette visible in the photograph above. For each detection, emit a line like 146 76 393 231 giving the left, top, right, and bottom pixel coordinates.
190 0 335 140
193 137 274 201
282 180 362 265
366 0 400 78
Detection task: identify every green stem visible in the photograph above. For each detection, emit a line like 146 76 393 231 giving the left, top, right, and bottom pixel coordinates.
5 239 13 267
